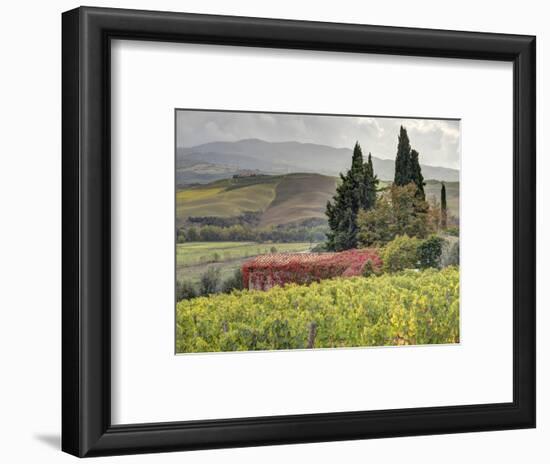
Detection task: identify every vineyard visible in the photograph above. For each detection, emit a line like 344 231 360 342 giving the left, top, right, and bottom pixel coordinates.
176 266 459 353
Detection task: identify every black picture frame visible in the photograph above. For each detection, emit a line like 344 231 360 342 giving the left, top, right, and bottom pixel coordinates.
62 6 536 457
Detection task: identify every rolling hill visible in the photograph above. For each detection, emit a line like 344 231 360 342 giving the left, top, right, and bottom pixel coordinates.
176 173 459 228
177 139 459 185
258 173 337 227
176 176 279 224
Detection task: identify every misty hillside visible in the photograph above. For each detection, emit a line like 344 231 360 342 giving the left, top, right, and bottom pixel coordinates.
177 138 459 185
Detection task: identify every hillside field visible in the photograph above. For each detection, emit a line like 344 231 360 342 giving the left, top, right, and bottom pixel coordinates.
176 178 278 223
176 173 337 228
176 173 459 229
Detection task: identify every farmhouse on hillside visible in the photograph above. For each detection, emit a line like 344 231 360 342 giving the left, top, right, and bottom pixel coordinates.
242 249 381 291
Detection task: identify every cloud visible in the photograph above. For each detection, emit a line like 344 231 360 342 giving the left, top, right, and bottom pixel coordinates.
176 110 460 169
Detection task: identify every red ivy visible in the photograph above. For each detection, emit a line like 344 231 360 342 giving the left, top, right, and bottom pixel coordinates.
242 249 382 290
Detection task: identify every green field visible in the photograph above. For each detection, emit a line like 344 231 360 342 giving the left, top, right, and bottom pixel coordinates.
176 181 277 223
177 241 314 285
176 173 459 229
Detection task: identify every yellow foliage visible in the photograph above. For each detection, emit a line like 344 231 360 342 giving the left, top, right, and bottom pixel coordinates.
176 267 460 353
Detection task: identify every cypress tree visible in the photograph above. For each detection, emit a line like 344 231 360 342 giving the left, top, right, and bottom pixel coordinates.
393 126 425 199
325 142 377 251
394 126 411 186
350 141 364 174
350 142 365 211
441 182 447 230
364 152 379 209
410 149 425 200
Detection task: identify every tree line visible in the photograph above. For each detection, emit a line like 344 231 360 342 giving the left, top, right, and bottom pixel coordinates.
177 222 328 244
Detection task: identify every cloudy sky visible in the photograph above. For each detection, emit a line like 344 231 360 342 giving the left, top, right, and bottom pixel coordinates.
176 110 461 169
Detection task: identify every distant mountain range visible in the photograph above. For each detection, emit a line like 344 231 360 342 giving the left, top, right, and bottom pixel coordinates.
176 138 459 185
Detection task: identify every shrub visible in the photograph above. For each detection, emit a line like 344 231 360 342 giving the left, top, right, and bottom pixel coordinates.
362 259 378 277
199 267 221 296
242 249 382 290
270 246 277 253
381 235 419 273
222 268 244 293
176 228 186 243
311 242 328 252
417 235 444 269
176 280 197 300
446 226 459 237
185 226 200 241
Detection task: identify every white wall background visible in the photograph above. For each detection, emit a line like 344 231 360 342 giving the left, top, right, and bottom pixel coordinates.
0 0 545 462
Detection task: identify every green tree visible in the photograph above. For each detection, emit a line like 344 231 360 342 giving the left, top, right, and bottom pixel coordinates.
326 142 377 251
394 126 412 186
357 196 394 247
441 182 447 230
199 267 221 296
410 149 425 200
364 152 379 209
393 126 425 199
357 185 432 248
222 268 244 293
176 228 186 243
185 226 200 242
391 184 430 239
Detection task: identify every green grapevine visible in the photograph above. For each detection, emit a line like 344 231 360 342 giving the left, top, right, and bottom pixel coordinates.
176 267 459 353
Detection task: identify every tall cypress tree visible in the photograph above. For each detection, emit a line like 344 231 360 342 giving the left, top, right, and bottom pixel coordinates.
410 149 425 200
393 126 425 199
350 141 365 211
364 152 378 209
440 182 447 230
326 142 377 251
394 126 411 186
350 141 364 174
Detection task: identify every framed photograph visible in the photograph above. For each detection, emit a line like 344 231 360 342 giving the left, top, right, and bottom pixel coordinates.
173 109 461 353
62 6 536 457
